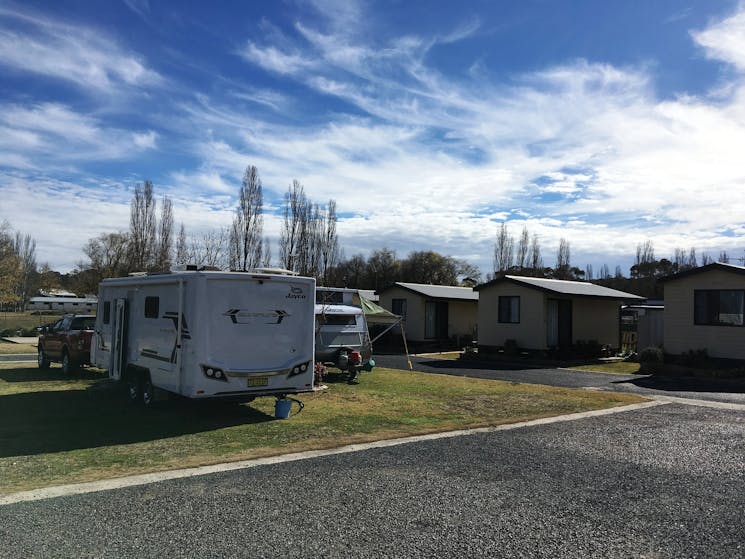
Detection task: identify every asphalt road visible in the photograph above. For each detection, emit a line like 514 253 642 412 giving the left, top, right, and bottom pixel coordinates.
1 403 744 558
374 354 745 406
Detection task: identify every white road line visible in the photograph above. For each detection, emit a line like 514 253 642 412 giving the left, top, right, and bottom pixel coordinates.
647 395 745 411
0 400 666 506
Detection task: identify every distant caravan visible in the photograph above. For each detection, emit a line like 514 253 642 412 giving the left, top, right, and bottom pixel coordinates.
92 269 316 405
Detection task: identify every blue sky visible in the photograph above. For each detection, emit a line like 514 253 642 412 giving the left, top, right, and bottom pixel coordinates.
1 0 745 275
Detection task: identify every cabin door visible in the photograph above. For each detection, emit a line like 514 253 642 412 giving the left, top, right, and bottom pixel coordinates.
424 301 448 340
547 299 572 350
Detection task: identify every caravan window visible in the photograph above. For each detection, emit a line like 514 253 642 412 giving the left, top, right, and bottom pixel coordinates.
319 314 357 326
144 296 159 319
317 291 344 304
102 301 111 324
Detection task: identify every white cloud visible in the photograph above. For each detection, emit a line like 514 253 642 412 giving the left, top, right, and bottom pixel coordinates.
222 6 745 272
5 3 745 276
0 103 163 168
692 10 745 71
132 130 158 150
238 42 316 75
0 5 162 92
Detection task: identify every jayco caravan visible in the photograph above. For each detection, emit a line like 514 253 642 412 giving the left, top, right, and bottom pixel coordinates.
92 270 316 404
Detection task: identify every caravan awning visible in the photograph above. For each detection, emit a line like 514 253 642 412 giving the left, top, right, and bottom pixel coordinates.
356 295 401 325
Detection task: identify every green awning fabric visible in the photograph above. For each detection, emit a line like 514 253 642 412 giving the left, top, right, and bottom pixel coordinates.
354 294 401 325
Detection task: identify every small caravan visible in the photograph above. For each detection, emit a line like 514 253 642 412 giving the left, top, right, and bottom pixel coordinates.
314 287 373 376
92 270 316 404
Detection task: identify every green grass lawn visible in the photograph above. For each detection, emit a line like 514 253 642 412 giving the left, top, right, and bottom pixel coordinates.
568 361 641 375
0 362 646 495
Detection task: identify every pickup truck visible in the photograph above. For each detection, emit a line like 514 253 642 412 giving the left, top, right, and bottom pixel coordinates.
37 314 96 374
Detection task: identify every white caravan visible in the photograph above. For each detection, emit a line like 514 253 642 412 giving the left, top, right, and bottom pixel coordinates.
92 270 316 405
314 288 374 376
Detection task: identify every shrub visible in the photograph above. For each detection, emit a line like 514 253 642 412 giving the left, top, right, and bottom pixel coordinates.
639 346 664 374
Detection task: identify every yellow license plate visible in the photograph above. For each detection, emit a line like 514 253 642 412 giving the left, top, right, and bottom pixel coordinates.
247 376 269 387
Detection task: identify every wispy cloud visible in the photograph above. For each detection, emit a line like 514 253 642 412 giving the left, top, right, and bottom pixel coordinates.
691 10 745 72
223 4 745 265
0 4 162 92
0 103 161 169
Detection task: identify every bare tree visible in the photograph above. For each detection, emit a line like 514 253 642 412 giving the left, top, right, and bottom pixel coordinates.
585 263 594 281
719 250 729 263
175 223 188 266
279 180 308 273
529 234 543 275
155 195 173 271
493 223 514 273
515 226 530 270
0 221 21 308
318 200 339 285
688 247 698 268
262 236 272 267
635 240 655 267
13 231 36 310
128 180 157 271
231 165 264 271
555 238 571 279
192 228 230 269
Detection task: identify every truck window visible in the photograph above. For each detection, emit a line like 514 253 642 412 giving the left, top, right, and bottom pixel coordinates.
71 317 95 330
145 296 159 319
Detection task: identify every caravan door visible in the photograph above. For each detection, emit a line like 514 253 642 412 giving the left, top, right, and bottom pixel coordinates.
110 298 127 380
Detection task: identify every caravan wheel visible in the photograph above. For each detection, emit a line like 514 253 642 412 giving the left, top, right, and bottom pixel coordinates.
141 373 154 406
126 372 140 403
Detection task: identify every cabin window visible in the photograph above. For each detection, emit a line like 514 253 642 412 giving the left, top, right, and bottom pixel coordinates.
102 301 111 325
498 296 520 323
391 298 407 319
694 290 744 326
144 296 159 319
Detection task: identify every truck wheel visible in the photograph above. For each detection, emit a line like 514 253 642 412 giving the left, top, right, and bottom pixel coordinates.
38 347 50 369
141 372 154 406
61 351 76 375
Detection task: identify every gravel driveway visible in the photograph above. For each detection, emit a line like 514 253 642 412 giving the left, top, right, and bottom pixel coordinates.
374 354 745 406
1 403 743 558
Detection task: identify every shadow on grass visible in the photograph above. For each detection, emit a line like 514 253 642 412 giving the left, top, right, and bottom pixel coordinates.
0 367 103 383
0 381 274 458
614 375 745 394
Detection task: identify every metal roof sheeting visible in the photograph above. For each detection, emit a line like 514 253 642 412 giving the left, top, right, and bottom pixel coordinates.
389 282 479 301
478 275 644 300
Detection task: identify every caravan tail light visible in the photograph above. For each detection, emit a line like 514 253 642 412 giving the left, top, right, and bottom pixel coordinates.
201 364 228 382
289 361 311 377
